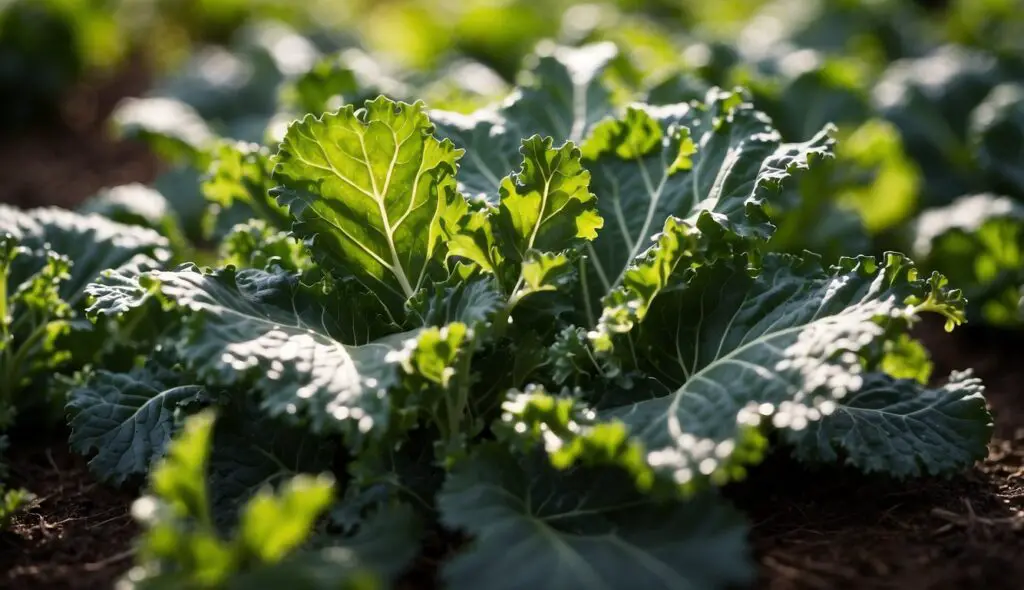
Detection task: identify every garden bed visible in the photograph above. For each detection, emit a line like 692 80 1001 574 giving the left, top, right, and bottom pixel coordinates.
2 12 1024 588
2 319 1021 590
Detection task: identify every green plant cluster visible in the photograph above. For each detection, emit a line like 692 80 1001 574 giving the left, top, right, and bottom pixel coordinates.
2 1 1023 588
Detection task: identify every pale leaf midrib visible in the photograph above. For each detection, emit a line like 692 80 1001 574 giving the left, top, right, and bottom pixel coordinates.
357 127 415 298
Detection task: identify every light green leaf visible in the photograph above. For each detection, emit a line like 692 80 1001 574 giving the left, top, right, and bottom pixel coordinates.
832 119 920 234
446 206 506 280
226 503 421 590
912 193 1024 326
514 251 577 305
272 96 464 319
148 409 217 525
496 385 653 490
0 235 73 420
204 141 291 232
576 91 834 323
874 333 932 385
447 135 601 305
218 219 310 272
439 445 754 590
0 486 33 531
495 136 602 261
587 216 701 359
124 411 375 590
239 473 336 563
789 371 992 476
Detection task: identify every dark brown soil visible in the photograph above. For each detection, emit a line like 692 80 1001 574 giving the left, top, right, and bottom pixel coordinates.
0 54 160 210
0 439 139 590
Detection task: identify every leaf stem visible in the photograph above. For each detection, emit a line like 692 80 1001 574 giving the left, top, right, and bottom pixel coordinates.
444 344 475 447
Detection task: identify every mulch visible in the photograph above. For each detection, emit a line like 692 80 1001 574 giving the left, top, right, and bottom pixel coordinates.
0 61 1022 590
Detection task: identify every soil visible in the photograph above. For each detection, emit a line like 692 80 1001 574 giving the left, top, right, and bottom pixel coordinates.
740 319 1024 590
0 55 160 211
1 59 1023 590
0 439 140 590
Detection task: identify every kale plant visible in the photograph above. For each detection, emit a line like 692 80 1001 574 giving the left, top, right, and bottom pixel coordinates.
70 43 993 589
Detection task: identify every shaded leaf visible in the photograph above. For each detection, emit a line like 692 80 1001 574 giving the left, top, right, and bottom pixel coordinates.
789 371 992 476
439 445 753 590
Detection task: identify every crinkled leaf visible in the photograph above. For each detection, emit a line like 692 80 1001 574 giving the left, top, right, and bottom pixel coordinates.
768 118 916 262
66 353 210 484
204 141 291 231
514 251 577 306
494 136 602 261
86 265 413 441
273 97 464 320
433 43 619 203
577 91 834 323
218 219 310 272
448 136 601 302
496 385 655 490
0 204 170 306
406 273 503 331
589 253 969 488
789 371 992 476
587 217 701 359
439 445 754 590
